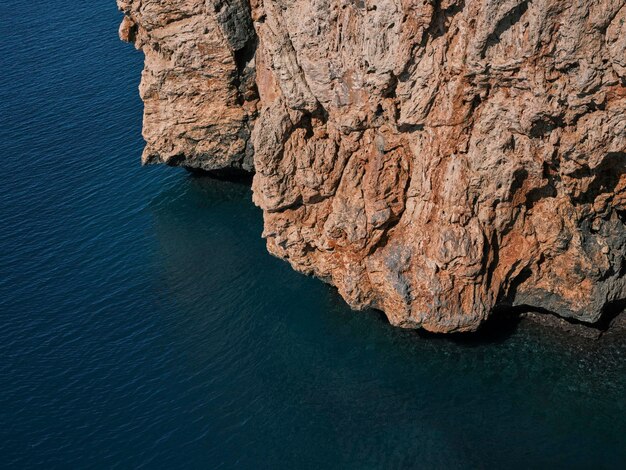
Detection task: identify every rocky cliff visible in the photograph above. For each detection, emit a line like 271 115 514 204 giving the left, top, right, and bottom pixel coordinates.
119 0 626 333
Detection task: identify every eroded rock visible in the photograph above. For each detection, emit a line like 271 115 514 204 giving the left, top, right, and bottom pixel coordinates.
120 0 626 333
117 0 258 171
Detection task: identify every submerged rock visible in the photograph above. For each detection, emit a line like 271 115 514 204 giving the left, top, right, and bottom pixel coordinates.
119 0 626 333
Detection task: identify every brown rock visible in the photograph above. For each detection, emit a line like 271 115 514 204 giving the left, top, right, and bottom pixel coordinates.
117 0 258 171
120 0 626 333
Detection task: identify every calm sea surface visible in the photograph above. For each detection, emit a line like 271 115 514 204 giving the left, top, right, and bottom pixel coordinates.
1 1 625 468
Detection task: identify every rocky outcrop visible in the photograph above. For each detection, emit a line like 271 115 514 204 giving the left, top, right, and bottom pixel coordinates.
119 0 626 333
118 0 258 171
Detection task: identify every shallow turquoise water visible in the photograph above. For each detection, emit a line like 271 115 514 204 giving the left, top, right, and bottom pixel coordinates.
0 1 625 468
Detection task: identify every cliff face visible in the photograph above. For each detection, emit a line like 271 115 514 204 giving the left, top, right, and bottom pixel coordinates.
117 0 258 170
119 0 626 333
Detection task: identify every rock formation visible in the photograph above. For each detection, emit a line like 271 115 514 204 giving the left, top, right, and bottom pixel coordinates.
117 0 258 171
119 0 626 333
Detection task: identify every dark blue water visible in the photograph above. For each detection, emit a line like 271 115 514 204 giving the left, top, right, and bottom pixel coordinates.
1 1 625 468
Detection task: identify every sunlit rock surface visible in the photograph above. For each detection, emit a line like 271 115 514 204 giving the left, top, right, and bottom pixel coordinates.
120 0 626 332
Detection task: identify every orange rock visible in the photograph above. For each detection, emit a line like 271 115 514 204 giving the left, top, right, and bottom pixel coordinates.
120 0 626 332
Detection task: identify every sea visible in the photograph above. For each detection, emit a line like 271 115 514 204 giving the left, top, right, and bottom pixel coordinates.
0 1 624 468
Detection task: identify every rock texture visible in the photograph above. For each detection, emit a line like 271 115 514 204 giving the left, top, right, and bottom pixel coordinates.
118 0 258 170
120 0 626 333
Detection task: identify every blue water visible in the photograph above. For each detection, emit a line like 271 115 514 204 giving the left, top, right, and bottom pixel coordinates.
0 1 625 468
